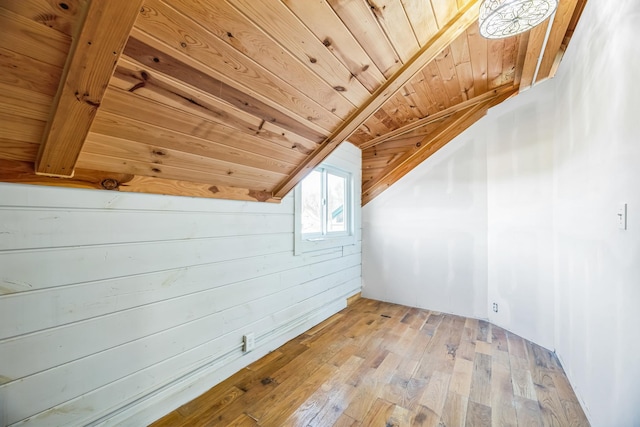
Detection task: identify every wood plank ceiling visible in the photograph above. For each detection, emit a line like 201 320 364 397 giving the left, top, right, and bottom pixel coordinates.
0 0 587 204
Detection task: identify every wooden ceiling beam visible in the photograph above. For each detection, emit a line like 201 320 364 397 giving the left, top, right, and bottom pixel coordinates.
272 0 481 199
362 89 516 205
549 0 588 78
537 0 585 82
358 84 516 150
35 0 143 177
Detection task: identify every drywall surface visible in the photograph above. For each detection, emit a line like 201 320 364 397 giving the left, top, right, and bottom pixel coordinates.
362 126 489 320
362 1 640 425
0 143 362 426
488 2 640 423
549 1 640 425
486 82 557 351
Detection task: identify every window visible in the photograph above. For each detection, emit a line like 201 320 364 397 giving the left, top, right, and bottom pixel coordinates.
295 165 354 254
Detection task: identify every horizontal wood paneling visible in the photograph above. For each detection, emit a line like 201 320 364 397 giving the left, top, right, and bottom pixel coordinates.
96 90 307 164
131 3 344 131
228 0 371 105
0 7 70 66
0 144 362 426
282 0 386 92
0 0 85 37
0 47 63 98
109 60 320 151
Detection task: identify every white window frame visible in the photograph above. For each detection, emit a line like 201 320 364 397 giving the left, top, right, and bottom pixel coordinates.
294 164 356 255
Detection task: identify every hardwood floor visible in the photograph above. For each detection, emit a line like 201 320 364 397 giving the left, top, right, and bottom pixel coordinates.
150 298 589 426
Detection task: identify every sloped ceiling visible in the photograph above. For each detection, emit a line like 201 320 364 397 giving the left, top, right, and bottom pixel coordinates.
0 0 586 204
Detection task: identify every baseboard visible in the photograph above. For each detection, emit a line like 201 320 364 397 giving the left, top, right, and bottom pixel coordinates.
90 295 350 426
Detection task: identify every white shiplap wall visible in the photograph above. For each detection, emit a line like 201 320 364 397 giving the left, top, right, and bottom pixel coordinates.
0 143 362 427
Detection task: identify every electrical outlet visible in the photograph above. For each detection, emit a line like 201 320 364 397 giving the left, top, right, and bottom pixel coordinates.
492 302 498 313
243 333 255 352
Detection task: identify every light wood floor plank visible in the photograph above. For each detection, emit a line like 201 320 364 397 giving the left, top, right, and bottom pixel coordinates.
150 298 590 426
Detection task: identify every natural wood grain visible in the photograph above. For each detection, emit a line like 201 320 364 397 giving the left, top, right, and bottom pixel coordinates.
441 391 468 427
136 0 351 126
0 84 53 122
514 31 530 87
549 0 588 79
229 0 371 105
151 299 589 427
422 60 452 111
0 141 39 162
362 93 512 204
519 17 552 90
466 22 488 95
436 47 464 105
401 0 439 46
367 0 420 63
487 38 505 89
0 0 84 36
82 133 290 182
449 29 474 100
36 0 144 177
0 159 278 203
122 35 328 143
0 112 46 145
0 7 71 66
326 0 402 77
0 0 589 201
466 401 492 426
469 352 492 406
491 349 517 426
111 58 320 151
499 34 520 87
536 0 580 83
359 85 515 149
0 47 63 97
96 91 305 165
273 0 481 199
76 151 281 190
282 0 386 92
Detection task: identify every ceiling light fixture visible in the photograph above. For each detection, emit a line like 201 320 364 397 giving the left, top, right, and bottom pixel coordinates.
478 0 558 39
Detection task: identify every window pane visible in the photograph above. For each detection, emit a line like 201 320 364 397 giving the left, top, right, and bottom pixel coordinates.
301 170 322 234
327 172 346 233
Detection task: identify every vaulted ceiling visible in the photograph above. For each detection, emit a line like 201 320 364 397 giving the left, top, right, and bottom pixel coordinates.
0 0 587 204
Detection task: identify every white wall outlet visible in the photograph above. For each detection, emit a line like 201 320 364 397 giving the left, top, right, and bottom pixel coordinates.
618 203 627 230
243 333 255 352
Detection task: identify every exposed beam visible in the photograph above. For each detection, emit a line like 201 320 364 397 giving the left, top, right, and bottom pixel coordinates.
536 0 584 82
1 160 278 203
272 0 482 199
35 0 144 177
362 90 516 205
358 85 516 150
548 0 588 78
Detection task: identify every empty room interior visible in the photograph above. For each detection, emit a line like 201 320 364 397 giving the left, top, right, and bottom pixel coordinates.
0 0 638 426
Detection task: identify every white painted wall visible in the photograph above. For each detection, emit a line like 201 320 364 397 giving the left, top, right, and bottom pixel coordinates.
362 125 489 319
486 81 557 350
549 2 640 425
363 1 640 425
0 143 362 427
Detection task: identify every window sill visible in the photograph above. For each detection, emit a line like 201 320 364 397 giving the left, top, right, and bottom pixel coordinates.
294 234 356 255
